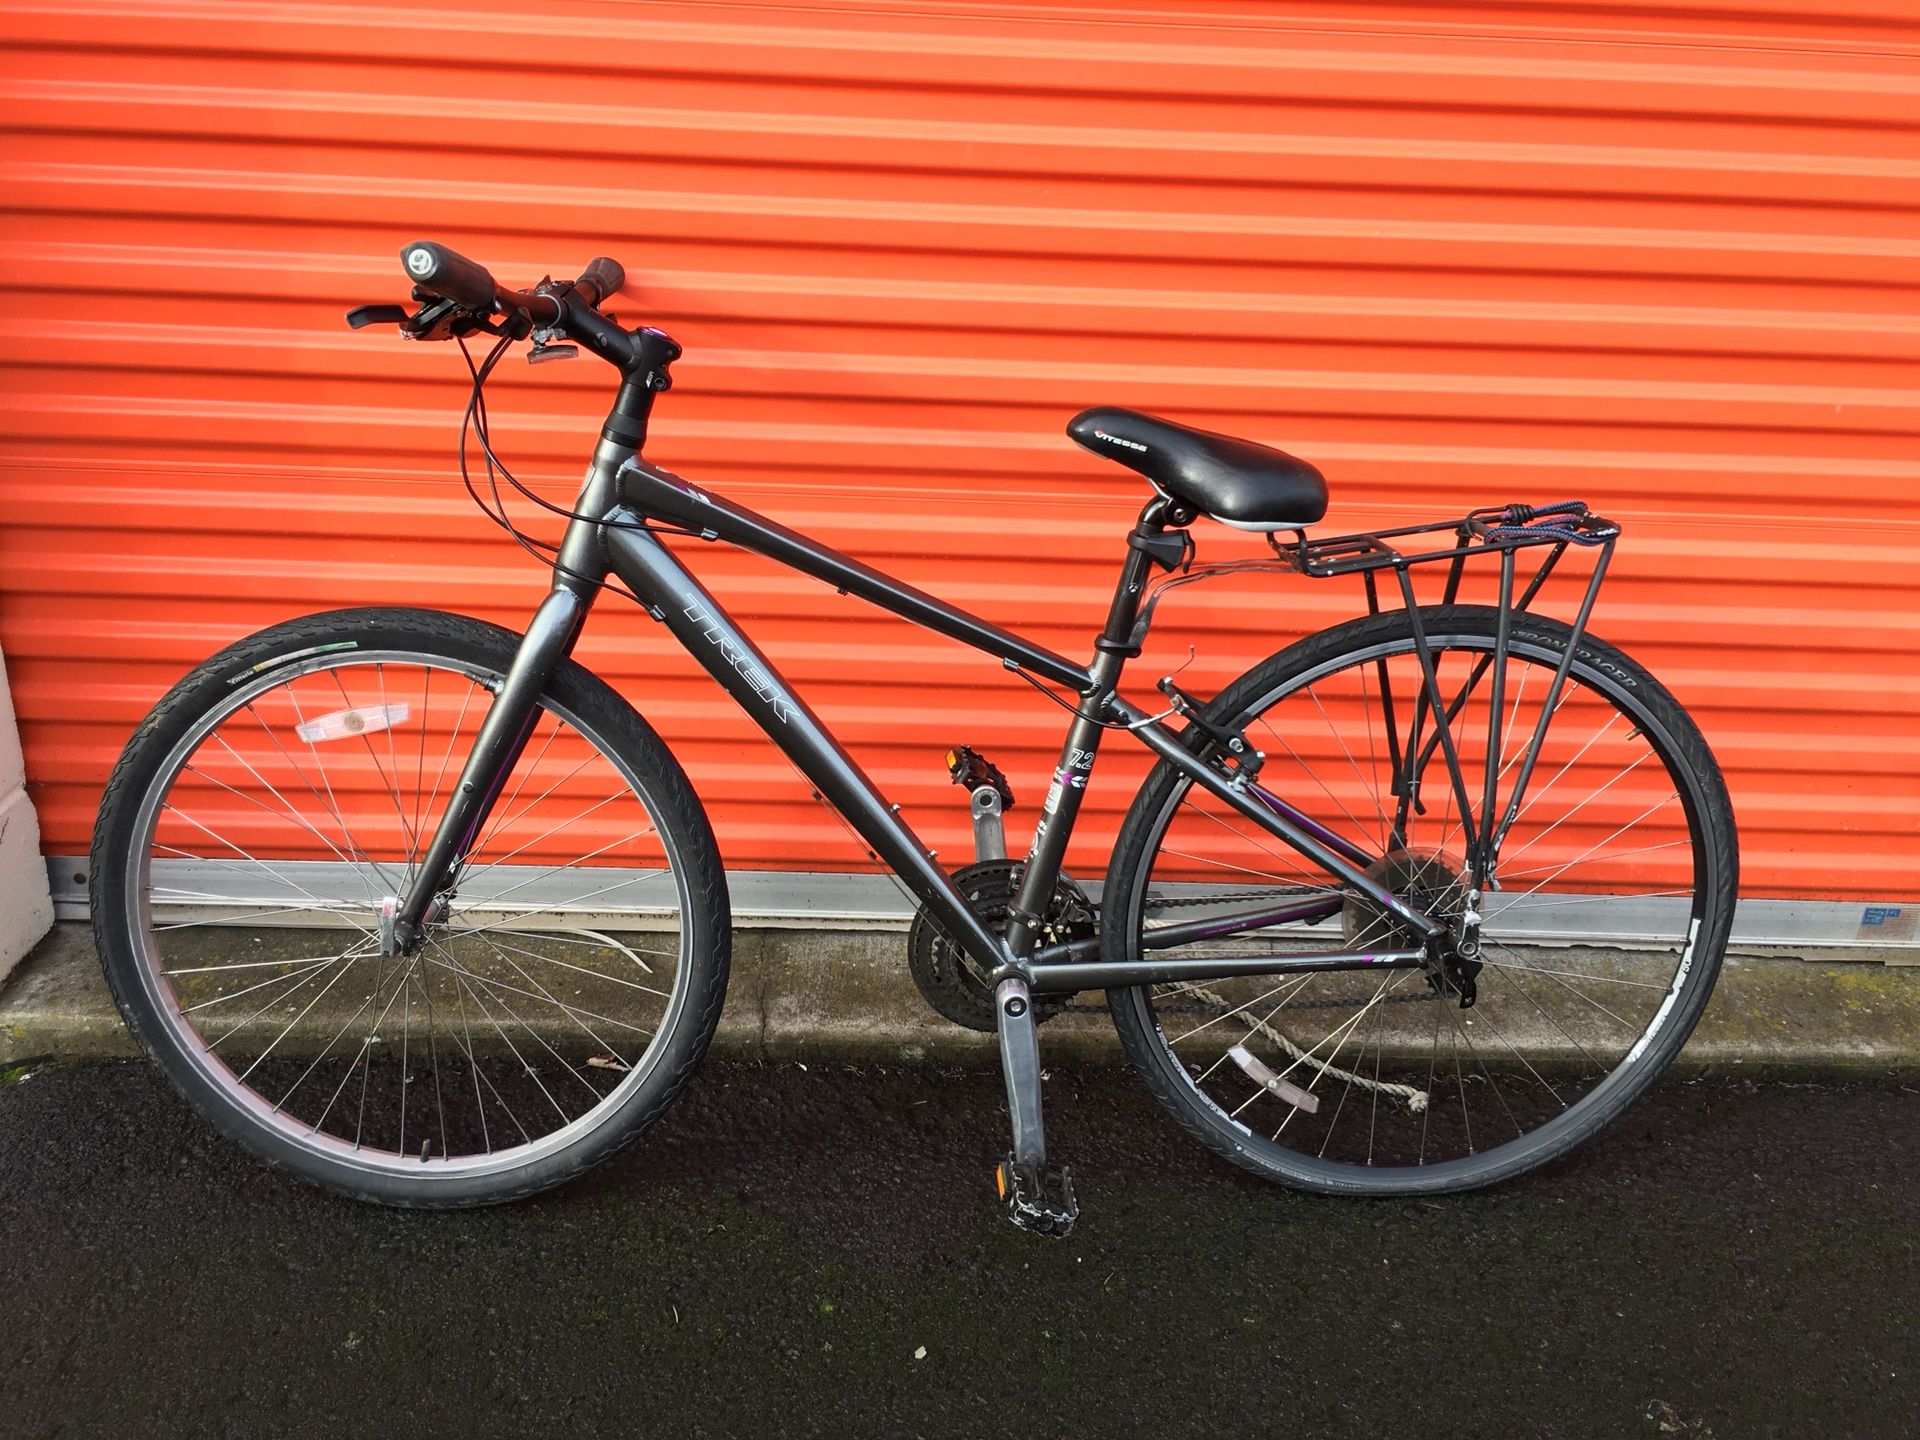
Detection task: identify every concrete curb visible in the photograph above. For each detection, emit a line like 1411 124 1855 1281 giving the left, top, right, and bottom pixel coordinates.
5 921 1920 1074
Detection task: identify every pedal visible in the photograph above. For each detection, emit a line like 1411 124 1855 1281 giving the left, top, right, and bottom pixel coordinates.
948 745 1015 862
945 745 1015 809
995 1156 1080 1239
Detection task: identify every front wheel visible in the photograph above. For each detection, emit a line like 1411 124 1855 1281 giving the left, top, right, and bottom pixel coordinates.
91 607 730 1207
1102 605 1736 1196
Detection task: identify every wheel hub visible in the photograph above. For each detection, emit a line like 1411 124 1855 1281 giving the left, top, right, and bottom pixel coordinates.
379 892 450 956
1342 849 1481 1005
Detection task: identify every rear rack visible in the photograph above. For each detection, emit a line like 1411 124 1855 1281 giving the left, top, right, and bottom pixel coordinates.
1269 500 1619 580
1129 499 1622 889
1265 501 1620 665
1130 500 1619 647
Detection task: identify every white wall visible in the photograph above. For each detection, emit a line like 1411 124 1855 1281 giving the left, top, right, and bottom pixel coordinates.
0 642 53 984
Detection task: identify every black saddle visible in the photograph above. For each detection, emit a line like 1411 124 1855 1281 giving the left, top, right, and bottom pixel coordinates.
1066 407 1327 529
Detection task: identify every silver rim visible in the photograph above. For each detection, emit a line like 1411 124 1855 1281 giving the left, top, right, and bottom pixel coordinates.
121 648 697 1181
1123 628 1718 1182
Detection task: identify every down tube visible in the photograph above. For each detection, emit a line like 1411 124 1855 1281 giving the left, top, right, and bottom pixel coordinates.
602 519 1012 971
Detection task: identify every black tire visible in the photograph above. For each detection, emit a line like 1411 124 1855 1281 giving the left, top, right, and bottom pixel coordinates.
1103 605 1736 1196
91 607 731 1207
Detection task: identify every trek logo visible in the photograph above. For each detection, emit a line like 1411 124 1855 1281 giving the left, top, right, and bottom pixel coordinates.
684 604 792 724
1093 430 1147 453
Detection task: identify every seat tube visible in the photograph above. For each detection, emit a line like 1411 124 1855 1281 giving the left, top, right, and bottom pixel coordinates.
1003 708 1107 962
1002 508 1161 961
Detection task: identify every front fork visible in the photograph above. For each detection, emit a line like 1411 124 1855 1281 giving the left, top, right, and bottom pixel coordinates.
387 584 590 953
387 438 629 954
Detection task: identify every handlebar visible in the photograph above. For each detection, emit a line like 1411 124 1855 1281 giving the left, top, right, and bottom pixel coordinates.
356 241 678 452
363 240 668 385
397 239 625 325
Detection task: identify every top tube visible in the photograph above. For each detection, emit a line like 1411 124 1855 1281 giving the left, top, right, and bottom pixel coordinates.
617 460 1096 693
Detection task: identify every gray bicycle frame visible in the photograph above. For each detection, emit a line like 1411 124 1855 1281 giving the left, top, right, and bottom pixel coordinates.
393 435 1443 1169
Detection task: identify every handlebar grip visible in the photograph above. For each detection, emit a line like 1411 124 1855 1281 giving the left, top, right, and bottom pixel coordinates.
573 257 625 309
399 241 499 311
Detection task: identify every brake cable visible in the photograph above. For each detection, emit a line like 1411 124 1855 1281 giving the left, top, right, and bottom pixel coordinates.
455 334 695 608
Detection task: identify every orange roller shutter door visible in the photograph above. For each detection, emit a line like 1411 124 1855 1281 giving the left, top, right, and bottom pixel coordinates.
0 0 1915 908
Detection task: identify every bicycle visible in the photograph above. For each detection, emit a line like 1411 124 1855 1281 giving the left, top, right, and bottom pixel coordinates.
90 243 1737 1235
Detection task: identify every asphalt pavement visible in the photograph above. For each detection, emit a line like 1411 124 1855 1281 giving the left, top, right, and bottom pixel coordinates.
1 1058 1915 1439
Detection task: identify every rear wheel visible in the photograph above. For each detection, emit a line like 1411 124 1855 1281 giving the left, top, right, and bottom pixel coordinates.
1102 605 1735 1195
91 607 730 1207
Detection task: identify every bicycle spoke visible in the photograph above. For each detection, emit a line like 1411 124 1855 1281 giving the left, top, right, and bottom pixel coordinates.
183 950 352 1019
281 684 406 895
1451 998 1562 1119
232 950 370 1085
1484 940 1638 1031
305 952 419 1135
205 733 371 880
468 930 672 1001
1258 707 1378 852
421 954 654 1037
326 668 424 876
467 932 640 1066
456 834 664 917
465 711 564 869
452 938 622 1100
415 958 450 1161
424 941 574 1126
1477 955 1665 991
245 704 390 898
1505 794 1681 901
159 806 377 941
154 900 365 932
418 675 479 867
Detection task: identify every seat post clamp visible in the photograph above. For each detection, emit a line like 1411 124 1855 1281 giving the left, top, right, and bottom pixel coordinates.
1128 529 1194 573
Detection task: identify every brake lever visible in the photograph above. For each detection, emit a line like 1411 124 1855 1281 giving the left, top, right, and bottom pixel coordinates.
398 295 520 344
527 313 578 363
346 289 530 344
344 304 409 330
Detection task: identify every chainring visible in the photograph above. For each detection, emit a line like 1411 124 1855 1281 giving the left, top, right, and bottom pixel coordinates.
906 859 1094 1032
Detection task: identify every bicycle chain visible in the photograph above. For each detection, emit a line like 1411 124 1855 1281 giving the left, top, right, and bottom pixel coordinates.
1057 992 1437 1015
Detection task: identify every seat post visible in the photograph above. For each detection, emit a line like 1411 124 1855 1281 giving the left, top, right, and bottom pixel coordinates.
1094 496 1190 671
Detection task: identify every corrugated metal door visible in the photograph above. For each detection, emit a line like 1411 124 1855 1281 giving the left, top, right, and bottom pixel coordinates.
1 0 1916 917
